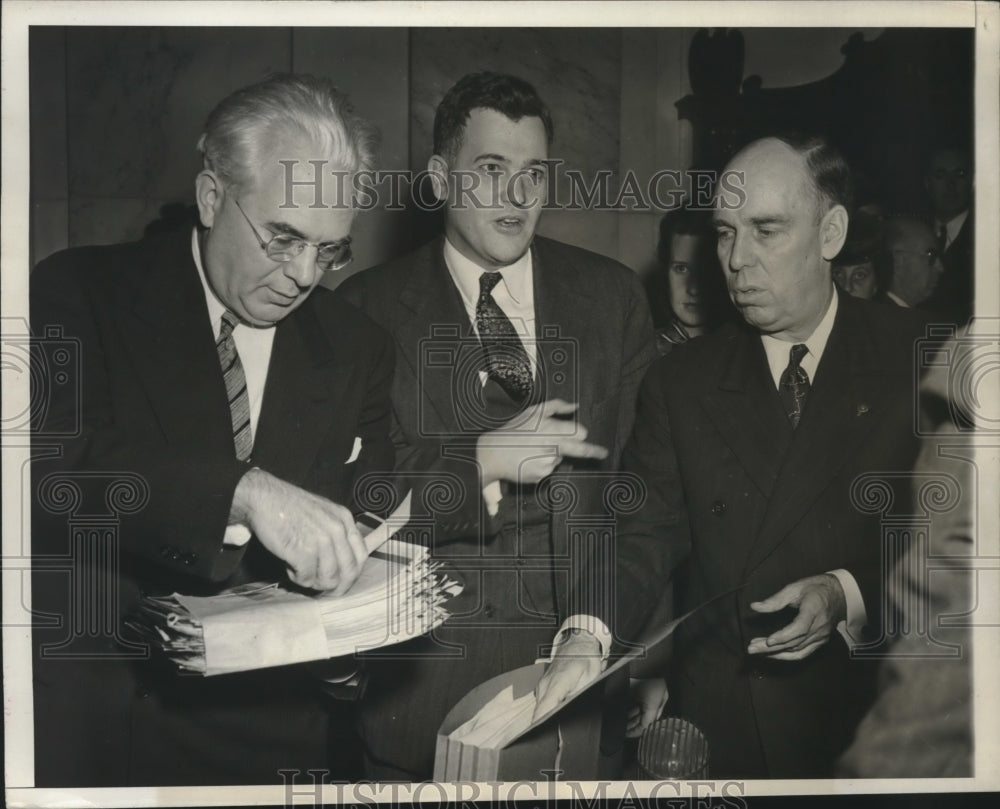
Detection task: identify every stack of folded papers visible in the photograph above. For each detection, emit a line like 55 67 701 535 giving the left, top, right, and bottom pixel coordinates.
127 494 463 676
447 684 538 751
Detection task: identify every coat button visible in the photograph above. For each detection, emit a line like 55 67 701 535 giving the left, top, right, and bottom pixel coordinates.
483 605 495 619
515 558 525 566
711 500 726 515
750 666 765 680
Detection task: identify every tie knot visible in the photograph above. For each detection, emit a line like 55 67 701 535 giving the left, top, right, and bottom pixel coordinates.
479 271 503 295
220 310 239 338
789 343 808 368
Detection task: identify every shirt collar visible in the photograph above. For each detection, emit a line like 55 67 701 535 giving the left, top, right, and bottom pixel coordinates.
192 228 228 338
191 228 277 336
442 236 533 312
885 290 910 308
760 286 839 383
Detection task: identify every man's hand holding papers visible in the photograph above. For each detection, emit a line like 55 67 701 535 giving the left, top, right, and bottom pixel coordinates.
129 492 464 675
230 468 367 594
531 628 604 722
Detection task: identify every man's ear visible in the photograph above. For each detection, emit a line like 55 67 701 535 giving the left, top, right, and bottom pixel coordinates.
195 170 224 228
427 155 449 203
820 204 849 261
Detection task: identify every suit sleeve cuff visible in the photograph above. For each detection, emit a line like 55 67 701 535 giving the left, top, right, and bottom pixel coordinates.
482 481 502 517
829 568 867 647
223 465 258 547
223 524 252 547
550 614 612 661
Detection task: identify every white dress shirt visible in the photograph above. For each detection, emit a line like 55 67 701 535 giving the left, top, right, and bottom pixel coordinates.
192 229 276 546
443 238 536 517
442 238 614 660
760 290 867 646
443 237 537 377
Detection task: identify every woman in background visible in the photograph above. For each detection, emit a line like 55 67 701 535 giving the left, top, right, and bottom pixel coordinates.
646 208 735 355
831 205 887 301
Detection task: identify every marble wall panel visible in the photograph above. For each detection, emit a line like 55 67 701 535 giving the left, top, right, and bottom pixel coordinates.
67 197 181 248
293 28 415 275
65 27 292 245
409 28 621 176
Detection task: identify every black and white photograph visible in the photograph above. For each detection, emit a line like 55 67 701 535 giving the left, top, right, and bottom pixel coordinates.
3 1 998 807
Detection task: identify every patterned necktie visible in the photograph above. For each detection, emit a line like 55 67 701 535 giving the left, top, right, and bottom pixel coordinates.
217 310 253 461
779 343 810 428
475 271 533 401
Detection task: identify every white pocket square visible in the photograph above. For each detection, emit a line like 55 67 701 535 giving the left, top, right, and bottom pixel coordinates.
345 436 362 464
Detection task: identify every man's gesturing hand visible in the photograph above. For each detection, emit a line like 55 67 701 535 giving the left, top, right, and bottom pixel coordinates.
747 573 847 661
477 399 609 487
532 629 604 722
626 678 669 738
230 468 368 594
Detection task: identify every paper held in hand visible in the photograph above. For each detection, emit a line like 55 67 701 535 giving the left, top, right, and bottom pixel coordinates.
127 492 463 676
435 588 741 782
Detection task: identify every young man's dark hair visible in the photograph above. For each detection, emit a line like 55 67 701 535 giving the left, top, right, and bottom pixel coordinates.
432 71 555 160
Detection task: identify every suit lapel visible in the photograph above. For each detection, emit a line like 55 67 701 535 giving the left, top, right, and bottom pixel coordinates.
252 296 357 480
394 239 481 433
531 241 603 603
743 295 885 576
531 239 598 408
701 326 791 499
126 229 235 457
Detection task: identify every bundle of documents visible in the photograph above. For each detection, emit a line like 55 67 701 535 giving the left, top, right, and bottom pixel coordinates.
127 494 463 676
435 590 739 781
447 684 538 751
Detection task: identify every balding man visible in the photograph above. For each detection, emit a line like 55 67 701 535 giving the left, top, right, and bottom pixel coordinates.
539 135 929 778
881 217 945 310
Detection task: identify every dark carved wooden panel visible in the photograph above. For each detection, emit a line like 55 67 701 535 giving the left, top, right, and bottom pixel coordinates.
677 28 974 213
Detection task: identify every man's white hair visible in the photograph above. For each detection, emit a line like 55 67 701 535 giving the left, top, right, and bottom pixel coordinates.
196 73 379 194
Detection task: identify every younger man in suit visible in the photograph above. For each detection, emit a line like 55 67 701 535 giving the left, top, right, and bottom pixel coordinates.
31 74 394 786
339 71 657 779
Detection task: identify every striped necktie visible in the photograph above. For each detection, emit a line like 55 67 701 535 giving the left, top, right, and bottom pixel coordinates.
217 310 253 461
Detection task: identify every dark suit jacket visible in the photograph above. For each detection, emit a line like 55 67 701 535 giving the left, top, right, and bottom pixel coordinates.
922 211 973 326
613 290 927 778
338 235 657 777
30 227 395 786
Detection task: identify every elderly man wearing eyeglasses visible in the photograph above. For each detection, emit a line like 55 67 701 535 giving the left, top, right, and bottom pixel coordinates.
30 74 394 786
